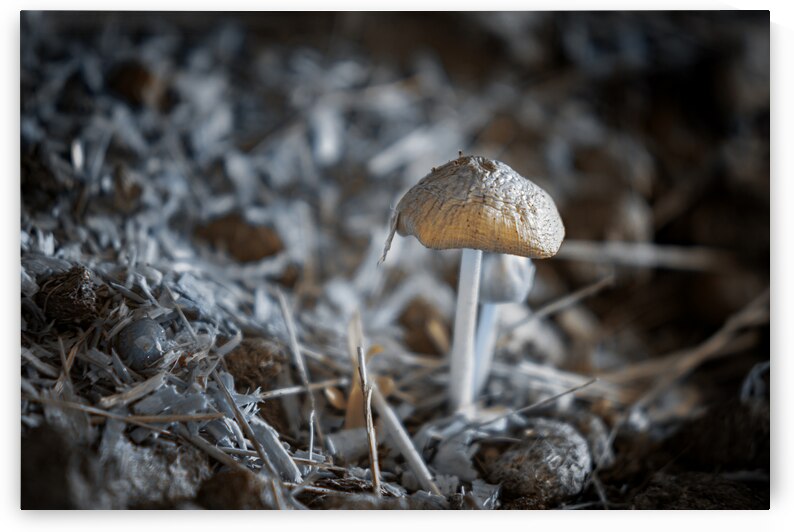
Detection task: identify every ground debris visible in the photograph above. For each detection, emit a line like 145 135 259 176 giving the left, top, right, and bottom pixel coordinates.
35 265 101 324
195 468 275 509
630 472 768 510
486 418 592 509
194 213 284 263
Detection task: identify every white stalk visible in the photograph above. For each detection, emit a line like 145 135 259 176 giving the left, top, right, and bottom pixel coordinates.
449 248 482 414
473 302 499 396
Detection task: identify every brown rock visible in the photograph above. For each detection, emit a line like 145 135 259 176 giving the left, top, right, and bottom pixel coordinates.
195 213 284 263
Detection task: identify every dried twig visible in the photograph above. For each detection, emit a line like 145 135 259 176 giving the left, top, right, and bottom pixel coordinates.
632 290 769 409
276 288 325 449
503 273 615 334
452 378 599 439
164 284 198 342
370 385 442 496
257 378 350 401
98 372 166 409
21 348 60 378
601 331 760 386
177 426 248 472
357 346 382 497
554 240 735 271
211 370 282 479
24 394 182 435
490 361 623 403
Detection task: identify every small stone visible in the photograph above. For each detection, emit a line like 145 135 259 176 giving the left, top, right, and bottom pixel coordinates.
488 418 592 509
116 319 167 371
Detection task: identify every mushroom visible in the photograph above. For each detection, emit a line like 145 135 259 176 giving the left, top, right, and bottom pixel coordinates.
381 155 564 414
474 253 535 396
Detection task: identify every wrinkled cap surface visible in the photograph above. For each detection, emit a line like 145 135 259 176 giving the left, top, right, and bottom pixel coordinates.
386 156 565 259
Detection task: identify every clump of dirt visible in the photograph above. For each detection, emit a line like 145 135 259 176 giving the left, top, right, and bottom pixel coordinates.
35 266 100 324
21 424 84 509
22 423 212 509
224 338 286 392
664 398 770 472
398 297 450 356
107 59 167 109
195 468 274 509
485 418 592 509
223 337 289 433
312 492 448 510
195 213 284 263
630 472 768 510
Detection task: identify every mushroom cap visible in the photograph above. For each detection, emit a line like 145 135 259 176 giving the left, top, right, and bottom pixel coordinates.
393 156 565 258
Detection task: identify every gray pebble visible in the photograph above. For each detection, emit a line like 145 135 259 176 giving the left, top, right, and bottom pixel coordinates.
117 319 167 370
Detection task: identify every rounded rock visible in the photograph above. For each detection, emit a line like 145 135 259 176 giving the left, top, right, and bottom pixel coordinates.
488 417 592 508
116 318 167 370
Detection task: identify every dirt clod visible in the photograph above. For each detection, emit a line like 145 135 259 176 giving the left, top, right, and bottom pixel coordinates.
35 266 100 324
224 338 289 432
487 418 592 509
630 472 768 510
195 469 274 509
398 297 450 356
195 213 284 263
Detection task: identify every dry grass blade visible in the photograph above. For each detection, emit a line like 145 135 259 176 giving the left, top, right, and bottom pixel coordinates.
491 361 623 403
601 331 760 387
21 348 60 378
276 288 325 448
632 289 769 409
452 378 599 440
555 240 735 271
98 372 166 409
176 425 248 471
503 273 615 334
357 346 381 497
163 284 198 342
371 385 442 496
345 311 366 429
25 394 176 436
211 370 281 478
257 377 350 401
221 447 348 472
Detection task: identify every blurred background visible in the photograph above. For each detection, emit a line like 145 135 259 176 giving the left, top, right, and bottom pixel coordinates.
21 11 770 509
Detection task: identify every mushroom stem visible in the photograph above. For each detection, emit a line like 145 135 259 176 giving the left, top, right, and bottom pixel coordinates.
473 302 499 396
449 248 482 414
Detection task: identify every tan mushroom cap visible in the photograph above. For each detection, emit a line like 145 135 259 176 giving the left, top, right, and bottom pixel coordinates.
388 155 565 259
